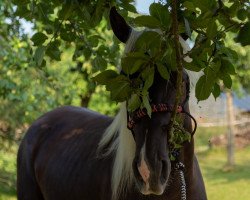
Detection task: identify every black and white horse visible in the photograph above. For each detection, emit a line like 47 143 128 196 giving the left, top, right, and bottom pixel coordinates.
17 7 207 200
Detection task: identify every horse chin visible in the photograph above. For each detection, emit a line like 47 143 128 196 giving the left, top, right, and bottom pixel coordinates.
134 176 167 196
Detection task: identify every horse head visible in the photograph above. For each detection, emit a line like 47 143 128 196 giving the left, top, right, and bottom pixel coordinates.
109 7 191 196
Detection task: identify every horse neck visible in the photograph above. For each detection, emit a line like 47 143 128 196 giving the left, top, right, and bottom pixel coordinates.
182 137 195 170
180 104 195 174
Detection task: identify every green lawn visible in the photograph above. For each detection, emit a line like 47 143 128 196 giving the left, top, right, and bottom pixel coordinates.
198 147 250 200
194 126 227 150
1 126 250 200
0 148 16 200
195 126 250 200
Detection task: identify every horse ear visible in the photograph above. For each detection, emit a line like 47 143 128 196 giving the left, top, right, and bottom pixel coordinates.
109 7 132 43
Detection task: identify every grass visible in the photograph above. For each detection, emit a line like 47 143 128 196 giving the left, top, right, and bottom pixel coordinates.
0 148 16 200
0 126 250 200
194 126 227 150
195 126 250 200
198 147 250 200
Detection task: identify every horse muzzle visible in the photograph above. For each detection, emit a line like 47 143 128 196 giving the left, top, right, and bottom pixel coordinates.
133 155 171 195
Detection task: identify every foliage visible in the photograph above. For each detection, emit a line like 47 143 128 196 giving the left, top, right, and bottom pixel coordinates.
0 0 120 142
11 0 133 70
225 33 250 94
9 0 250 111
169 120 191 160
0 47 117 141
1 0 250 140
93 0 250 116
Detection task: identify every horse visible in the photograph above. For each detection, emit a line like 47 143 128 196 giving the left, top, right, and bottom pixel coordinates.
17 7 207 200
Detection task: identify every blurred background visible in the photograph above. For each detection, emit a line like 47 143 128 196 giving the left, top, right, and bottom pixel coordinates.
1 0 250 200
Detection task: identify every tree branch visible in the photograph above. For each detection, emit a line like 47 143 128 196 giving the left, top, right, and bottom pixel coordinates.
168 0 184 135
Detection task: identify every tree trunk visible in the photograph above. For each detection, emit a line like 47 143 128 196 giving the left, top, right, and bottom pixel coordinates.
226 91 235 167
80 94 91 107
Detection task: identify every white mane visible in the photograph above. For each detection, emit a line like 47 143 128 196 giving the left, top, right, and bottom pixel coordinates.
97 29 201 200
98 30 141 200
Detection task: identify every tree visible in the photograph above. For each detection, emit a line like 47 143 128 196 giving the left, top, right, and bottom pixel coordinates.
1 0 249 145
0 1 119 144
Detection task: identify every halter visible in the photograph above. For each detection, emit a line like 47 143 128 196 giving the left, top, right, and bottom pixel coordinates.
127 103 197 136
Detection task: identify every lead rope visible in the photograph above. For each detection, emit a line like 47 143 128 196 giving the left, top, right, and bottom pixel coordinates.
175 162 187 200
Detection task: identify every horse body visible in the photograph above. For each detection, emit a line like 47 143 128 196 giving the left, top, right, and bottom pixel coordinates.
17 106 113 200
17 7 207 200
17 106 206 200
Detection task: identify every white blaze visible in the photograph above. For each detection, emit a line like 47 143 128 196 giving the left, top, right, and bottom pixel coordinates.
138 143 150 185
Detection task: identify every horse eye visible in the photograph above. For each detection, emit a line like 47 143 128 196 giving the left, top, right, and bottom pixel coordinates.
161 125 168 132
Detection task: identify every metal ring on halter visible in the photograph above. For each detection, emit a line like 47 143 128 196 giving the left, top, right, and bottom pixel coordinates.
181 109 197 136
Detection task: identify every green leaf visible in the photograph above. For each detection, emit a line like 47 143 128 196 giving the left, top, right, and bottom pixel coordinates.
156 62 169 80
83 47 92 60
228 1 240 17
60 29 76 42
212 83 220 99
192 0 216 12
195 75 214 101
121 52 148 75
143 67 155 91
92 70 118 85
58 1 74 20
135 31 161 53
235 22 250 46
219 47 238 61
92 56 107 72
34 46 46 66
237 9 248 21
37 3 52 22
206 20 217 39
31 32 48 46
46 41 61 61
13 0 30 5
128 94 141 112
89 35 104 47
107 76 132 102
222 74 232 89
183 1 199 13
131 59 146 74
184 61 201 72
120 2 137 13
142 94 152 117
210 60 221 73
15 5 30 19
134 15 161 29
149 3 171 29
221 58 236 75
